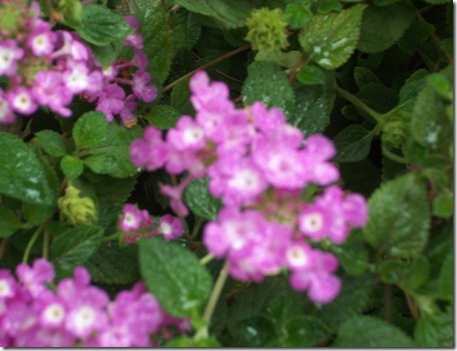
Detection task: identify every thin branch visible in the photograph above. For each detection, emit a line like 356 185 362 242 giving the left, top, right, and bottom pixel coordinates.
163 44 251 93
203 260 229 323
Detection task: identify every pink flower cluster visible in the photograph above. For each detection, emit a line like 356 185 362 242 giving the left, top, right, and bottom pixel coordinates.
130 71 368 304
0 1 156 124
0 259 189 347
119 204 184 243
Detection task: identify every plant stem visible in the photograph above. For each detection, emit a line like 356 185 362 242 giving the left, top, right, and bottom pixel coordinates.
22 225 44 263
203 260 229 324
383 284 391 322
382 145 409 164
190 217 204 240
335 85 383 123
42 230 50 260
0 239 9 261
102 232 122 243
405 292 420 320
163 44 251 93
200 253 214 266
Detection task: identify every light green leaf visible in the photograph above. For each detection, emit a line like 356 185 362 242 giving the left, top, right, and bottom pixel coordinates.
357 1 416 53
432 190 453 218
363 172 430 258
0 133 55 205
415 306 453 347
75 4 131 46
183 177 222 220
299 4 366 69
83 153 119 175
333 316 415 347
139 236 213 317
285 3 311 29
173 0 252 28
333 124 372 163
127 0 175 85
35 130 67 157
242 61 295 117
297 65 326 85
86 124 143 178
0 204 21 237
60 155 84 179
50 224 104 274
289 71 335 135
438 253 453 299
73 111 108 150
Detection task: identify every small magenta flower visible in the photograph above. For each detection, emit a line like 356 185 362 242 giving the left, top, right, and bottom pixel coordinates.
16 259 54 298
0 90 15 124
0 40 24 76
119 204 152 233
167 116 206 151
0 270 17 300
27 25 56 56
7 87 38 115
158 215 184 240
132 71 157 103
32 71 73 117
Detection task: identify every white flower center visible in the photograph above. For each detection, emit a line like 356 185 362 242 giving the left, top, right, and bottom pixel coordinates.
229 169 259 191
43 303 65 324
13 92 32 110
301 212 324 233
183 127 204 145
0 280 11 297
0 47 14 71
74 306 96 329
33 34 48 50
286 247 309 268
160 223 172 235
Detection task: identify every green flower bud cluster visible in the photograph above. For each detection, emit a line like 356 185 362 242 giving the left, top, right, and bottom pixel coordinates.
58 183 97 226
382 120 407 149
246 8 289 53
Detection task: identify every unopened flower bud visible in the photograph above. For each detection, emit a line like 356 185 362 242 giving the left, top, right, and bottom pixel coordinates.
383 120 407 149
246 8 289 53
57 183 97 225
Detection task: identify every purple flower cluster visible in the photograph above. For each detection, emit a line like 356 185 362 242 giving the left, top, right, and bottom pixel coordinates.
0 1 156 124
0 259 189 347
119 204 184 243
130 71 368 304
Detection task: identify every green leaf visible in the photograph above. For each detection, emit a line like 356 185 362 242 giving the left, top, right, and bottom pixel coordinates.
333 316 415 347
289 71 335 135
73 111 108 150
50 224 104 274
432 190 453 218
340 158 381 196
0 204 21 237
145 105 181 130
85 124 142 178
317 0 342 14
333 124 372 163
280 316 332 347
83 153 119 175
85 243 140 285
75 4 131 46
0 133 55 205
60 155 84 179
89 40 124 68
379 255 430 291
35 130 67 157
166 336 221 347
285 3 311 29
438 253 452 299
234 316 276 347
139 236 213 317
363 172 430 258
127 0 175 85
184 177 222 220
299 4 366 69
317 276 373 330
173 0 252 28
415 306 453 347
331 231 370 276
171 77 193 114
357 1 416 53
411 83 452 154
22 202 54 226
242 61 295 117
353 66 382 88
296 65 326 85
398 17 435 53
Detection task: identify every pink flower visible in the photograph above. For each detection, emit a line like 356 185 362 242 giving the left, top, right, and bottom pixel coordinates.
7 87 38 115
16 259 54 298
27 25 56 56
0 90 15 124
0 40 24 76
158 215 184 240
132 71 157 103
167 116 206 151
32 71 73 117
